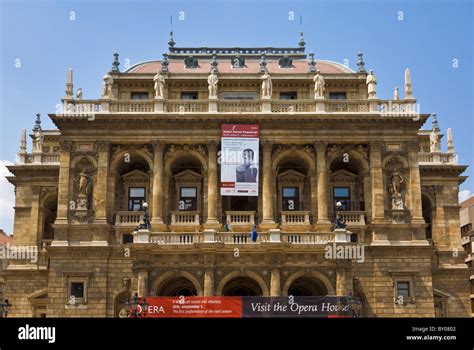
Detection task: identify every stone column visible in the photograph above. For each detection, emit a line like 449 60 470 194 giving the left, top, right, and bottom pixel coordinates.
137 270 149 297
363 173 372 222
204 268 214 296
94 141 110 223
151 142 165 225
55 141 72 222
315 142 330 225
262 141 275 224
407 141 424 224
336 267 347 296
205 142 219 225
270 268 281 296
369 141 385 223
29 186 41 246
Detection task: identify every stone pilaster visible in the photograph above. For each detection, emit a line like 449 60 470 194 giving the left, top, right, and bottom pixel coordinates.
151 142 165 227
336 267 347 296
94 141 110 223
55 140 72 224
52 141 72 245
205 142 219 226
204 268 214 296
407 141 424 224
270 268 281 296
369 141 385 223
262 141 275 225
137 269 149 298
315 141 330 226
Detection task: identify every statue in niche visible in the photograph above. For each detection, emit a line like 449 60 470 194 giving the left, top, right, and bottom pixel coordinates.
78 170 90 196
313 70 325 99
261 72 272 98
154 72 165 99
389 170 405 209
207 70 218 98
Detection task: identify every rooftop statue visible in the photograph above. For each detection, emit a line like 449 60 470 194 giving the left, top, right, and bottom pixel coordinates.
261 72 272 98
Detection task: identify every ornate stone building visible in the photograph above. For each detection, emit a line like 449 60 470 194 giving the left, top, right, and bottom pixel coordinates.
4 35 471 317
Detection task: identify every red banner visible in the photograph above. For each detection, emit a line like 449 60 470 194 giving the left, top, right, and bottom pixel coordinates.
221 124 260 138
144 297 242 318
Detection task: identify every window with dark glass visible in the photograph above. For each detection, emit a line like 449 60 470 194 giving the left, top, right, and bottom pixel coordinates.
329 92 347 100
179 187 197 211
122 234 134 244
131 92 149 100
220 92 257 100
396 281 411 297
282 187 299 211
280 92 297 100
333 186 351 211
180 92 198 100
70 282 84 299
128 187 146 211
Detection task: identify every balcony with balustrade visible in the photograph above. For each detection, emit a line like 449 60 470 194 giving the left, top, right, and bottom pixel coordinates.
169 211 201 232
57 97 418 116
279 211 311 231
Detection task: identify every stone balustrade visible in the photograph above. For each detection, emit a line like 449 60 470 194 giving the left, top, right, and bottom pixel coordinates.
338 211 366 226
218 99 261 112
171 211 200 225
282 233 334 244
280 211 310 225
114 211 144 226
216 232 269 244
135 230 354 245
418 152 457 165
325 100 370 112
165 99 209 113
150 233 202 244
225 211 256 226
270 100 316 113
20 153 60 165
53 98 420 115
110 100 155 112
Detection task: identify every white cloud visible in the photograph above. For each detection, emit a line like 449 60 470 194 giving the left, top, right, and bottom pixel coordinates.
459 189 474 203
0 160 15 234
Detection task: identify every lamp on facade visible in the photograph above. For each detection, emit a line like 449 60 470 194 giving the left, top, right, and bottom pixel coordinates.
0 299 12 318
124 292 148 318
346 294 362 318
137 202 151 230
334 201 347 230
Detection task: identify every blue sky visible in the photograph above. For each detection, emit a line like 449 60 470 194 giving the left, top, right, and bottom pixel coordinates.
0 0 473 233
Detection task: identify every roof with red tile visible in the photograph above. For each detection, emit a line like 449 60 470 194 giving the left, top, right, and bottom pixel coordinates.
460 196 474 209
126 59 354 74
0 230 13 245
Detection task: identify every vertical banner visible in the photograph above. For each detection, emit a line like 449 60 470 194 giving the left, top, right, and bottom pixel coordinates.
220 124 260 196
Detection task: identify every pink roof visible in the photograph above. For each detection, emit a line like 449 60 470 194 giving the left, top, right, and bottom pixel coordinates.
127 59 354 74
0 231 12 245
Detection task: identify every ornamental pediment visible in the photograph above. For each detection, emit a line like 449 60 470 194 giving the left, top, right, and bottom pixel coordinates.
330 169 357 182
277 169 306 181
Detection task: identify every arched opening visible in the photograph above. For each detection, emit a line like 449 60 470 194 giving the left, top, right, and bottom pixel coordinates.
168 155 204 226
421 194 433 240
276 155 310 217
287 276 328 296
222 277 263 296
41 193 57 240
329 152 368 222
156 277 198 296
112 152 151 242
